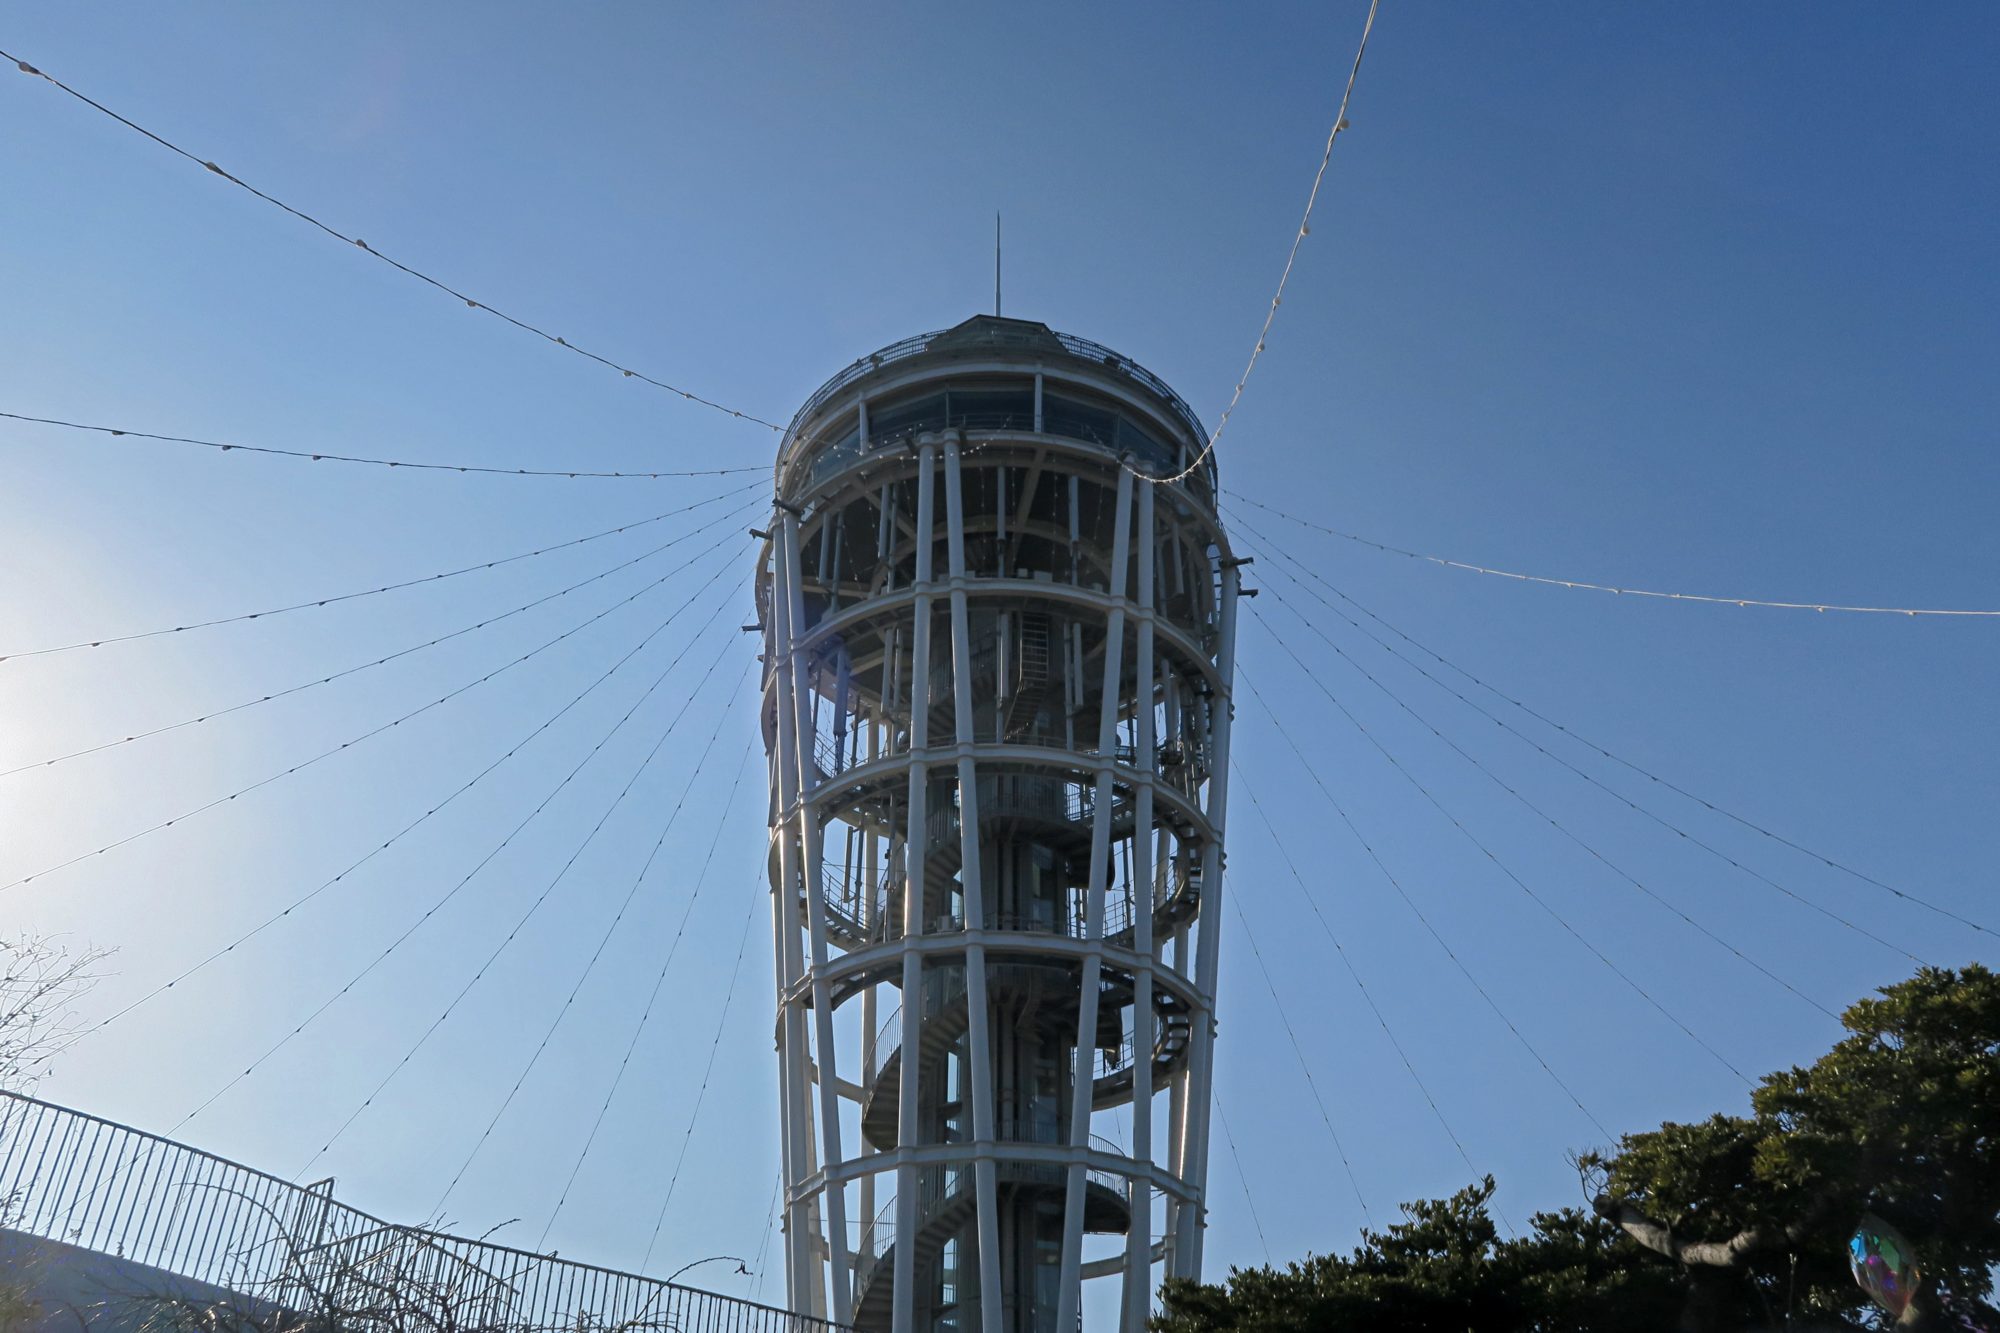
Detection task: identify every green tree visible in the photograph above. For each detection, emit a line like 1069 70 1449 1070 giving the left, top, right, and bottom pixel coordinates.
1590 964 2000 1330
1154 1178 1682 1332
1155 966 2000 1333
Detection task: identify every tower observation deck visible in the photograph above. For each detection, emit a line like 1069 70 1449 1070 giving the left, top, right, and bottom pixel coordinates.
757 316 1240 1333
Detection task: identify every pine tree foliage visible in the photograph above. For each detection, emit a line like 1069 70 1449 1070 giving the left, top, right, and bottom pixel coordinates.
1156 966 2000 1333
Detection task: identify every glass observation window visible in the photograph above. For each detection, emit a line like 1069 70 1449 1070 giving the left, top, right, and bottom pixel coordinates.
796 374 1207 501
868 393 948 443
1040 394 1116 447
945 387 1034 431
1115 416 1174 473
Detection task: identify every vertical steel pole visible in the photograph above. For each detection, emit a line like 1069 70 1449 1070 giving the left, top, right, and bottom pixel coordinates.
1054 463 1134 1333
782 510 856 1327
941 435 1005 1333
860 977 878 1259
769 536 822 1316
893 443 938 1333
1125 478 1157 1332
762 539 803 1315
1178 562 1239 1280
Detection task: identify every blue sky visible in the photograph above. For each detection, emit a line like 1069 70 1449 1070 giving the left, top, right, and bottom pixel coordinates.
4 0 1997 1307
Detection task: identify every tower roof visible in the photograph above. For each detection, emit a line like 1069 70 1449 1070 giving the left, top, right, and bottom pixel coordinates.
923 314 1069 355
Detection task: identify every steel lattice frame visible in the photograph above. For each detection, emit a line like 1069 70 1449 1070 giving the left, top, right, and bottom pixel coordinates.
758 318 1238 1333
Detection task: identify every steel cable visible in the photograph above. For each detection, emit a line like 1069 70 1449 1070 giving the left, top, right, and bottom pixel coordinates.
81 549 749 1041
1 52 785 433
2 530 749 894
1237 670 1616 1138
0 481 761 664
434 665 756 1213
289 601 749 1178
2 495 761 779
1227 490 2000 618
1 409 766 479
1232 510 1937 964
540 740 758 1251
1242 629 1753 1085
1252 590 1842 1021
1230 507 2000 942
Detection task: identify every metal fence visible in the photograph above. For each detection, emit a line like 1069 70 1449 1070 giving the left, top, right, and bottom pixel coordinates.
0 1090 842 1333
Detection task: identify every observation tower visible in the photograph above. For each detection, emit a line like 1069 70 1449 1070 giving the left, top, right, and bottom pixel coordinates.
756 316 1240 1333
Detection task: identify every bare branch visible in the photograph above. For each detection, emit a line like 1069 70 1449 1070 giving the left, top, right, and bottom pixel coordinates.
1590 1192 1818 1269
1 934 111 1090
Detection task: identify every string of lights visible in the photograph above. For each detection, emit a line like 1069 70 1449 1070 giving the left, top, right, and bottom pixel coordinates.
1232 511 1934 965
434 662 754 1214
1244 622 1753 1084
0 480 760 664
1 496 761 779
543 740 757 1252
1235 671 1612 1140
1 52 786 434
84 554 749 1042
1254 587 1841 1020
1235 519 2000 945
291 612 749 1179
1228 491 2000 618
0 530 746 895
638 874 762 1273
0 410 767 479
1135 0 1378 487
1234 763 1488 1187
1228 886 1372 1226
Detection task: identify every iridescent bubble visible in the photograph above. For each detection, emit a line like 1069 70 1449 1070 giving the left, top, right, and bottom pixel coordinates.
1850 1213 1921 1319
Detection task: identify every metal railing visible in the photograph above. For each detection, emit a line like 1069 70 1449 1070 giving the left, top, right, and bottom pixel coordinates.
863 966 969 1078
814 842 1195 950
847 1162 973 1317
848 1142 1125 1299
0 1091 842 1333
822 725 1205 810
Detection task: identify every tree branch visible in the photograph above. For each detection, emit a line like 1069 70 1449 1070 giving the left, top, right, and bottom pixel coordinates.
1590 1194 1808 1269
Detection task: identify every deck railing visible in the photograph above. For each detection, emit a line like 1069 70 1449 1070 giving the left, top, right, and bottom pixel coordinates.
778 326 1217 505
781 329 1208 463
0 1090 843 1333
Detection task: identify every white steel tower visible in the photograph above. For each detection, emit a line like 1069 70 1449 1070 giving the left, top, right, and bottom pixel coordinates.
758 317 1239 1333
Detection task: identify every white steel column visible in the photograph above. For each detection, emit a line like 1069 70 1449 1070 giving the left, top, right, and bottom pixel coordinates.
893 444 938 1333
765 635 803 1313
859 704 882 1251
780 511 856 1327
1124 479 1157 1332
941 435 1005 1333
1177 563 1239 1280
860 982 877 1248
768 534 823 1317
1054 463 1134 1333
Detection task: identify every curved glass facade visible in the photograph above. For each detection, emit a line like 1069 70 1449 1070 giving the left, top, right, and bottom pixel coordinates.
780 328 1217 507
